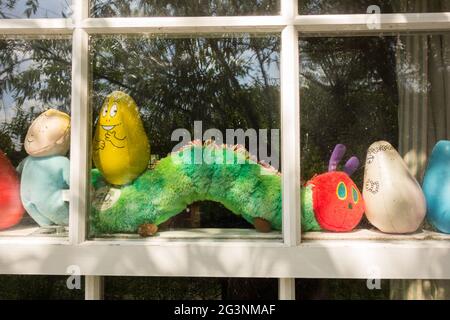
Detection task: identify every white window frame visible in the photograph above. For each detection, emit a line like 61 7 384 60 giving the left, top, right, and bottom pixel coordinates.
0 0 449 300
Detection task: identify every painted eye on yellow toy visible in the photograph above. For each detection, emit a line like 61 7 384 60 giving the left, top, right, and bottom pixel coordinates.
110 104 118 118
102 105 108 117
352 186 359 204
336 182 347 200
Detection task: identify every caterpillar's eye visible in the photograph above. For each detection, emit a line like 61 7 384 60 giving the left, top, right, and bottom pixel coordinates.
336 182 347 200
352 186 359 204
102 105 108 117
110 104 118 117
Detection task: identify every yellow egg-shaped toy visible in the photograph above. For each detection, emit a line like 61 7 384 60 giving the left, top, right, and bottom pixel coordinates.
93 91 150 185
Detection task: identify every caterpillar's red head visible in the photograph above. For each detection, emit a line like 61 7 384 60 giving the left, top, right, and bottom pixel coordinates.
306 144 365 231
307 171 365 232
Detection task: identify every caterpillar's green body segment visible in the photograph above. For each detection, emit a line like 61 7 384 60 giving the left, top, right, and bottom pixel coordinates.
90 142 319 235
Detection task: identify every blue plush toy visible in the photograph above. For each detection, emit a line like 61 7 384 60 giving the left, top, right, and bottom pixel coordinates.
18 109 71 226
423 140 450 233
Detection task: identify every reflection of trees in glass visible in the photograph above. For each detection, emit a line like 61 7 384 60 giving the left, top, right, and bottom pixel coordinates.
300 37 399 184
298 0 448 14
0 38 72 165
91 35 280 157
0 0 71 18
91 34 280 229
299 0 394 14
91 0 279 17
0 0 38 18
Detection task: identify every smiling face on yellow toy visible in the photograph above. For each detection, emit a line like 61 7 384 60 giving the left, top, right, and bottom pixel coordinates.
98 96 127 149
93 91 150 186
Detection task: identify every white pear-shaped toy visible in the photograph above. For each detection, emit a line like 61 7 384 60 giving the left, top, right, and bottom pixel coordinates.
363 141 426 233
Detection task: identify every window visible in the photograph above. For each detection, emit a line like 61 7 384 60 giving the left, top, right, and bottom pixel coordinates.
88 33 281 239
91 0 280 17
0 36 71 238
104 277 278 300
298 0 449 14
0 0 71 19
300 32 450 238
0 0 448 301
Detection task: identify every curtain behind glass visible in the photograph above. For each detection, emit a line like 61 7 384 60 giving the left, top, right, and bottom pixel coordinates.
396 0 450 180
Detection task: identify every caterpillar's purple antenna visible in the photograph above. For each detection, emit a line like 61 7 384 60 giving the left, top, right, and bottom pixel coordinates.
328 144 347 172
344 156 360 176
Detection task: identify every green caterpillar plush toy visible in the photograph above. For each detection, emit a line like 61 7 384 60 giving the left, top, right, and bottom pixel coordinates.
90 92 365 237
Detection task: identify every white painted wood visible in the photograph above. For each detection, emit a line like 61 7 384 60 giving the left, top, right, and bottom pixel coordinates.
85 276 104 300
2 239 450 278
0 12 448 35
295 13 450 34
303 229 450 241
92 228 282 241
69 0 90 245
281 0 301 246
278 278 296 300
281 0 298 23
82 16 286 34
0 19 72 34
0 217 67 241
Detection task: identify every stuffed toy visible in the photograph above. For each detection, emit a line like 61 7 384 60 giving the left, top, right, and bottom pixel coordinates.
423 140 450 233
18 109 70 226
302 144 364 232
0 149 25 230
90 129 365 236
363 141 426 233
93 91 150 186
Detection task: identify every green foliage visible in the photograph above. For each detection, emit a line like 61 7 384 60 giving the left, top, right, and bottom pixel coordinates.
299 0 395 14
91 34 280 156
0 275 84 300
300 36 399 186
299 0 449 14
91 0 279 17
0 38 71 165
0 0 41 18
297 279 390 300
105 277 222 300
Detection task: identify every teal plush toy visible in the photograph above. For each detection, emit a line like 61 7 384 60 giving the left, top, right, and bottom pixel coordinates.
18 109 71 226
423 141 450 233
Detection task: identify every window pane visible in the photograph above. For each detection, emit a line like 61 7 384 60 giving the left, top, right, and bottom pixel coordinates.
295 279 390 299
299 0 449 14
0 275 84 299
0 0 71 18
91 0 280 17
105 277 278 300
299 33 450 236
0 37 72 237
89 34 281 240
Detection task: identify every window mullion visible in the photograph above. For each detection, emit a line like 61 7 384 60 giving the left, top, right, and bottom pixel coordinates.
281 0 301 247
295 13 450 33
69 0 90 245
278 278 296 300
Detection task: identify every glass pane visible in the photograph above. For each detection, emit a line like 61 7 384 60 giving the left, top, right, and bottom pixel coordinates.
295 279 390 299
299 0 449 14
91 0 280 17
89 34 281 240
0 0 72 18
299 33 450 237
105 277 278 300
0 36 72 237
0 275 84 299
